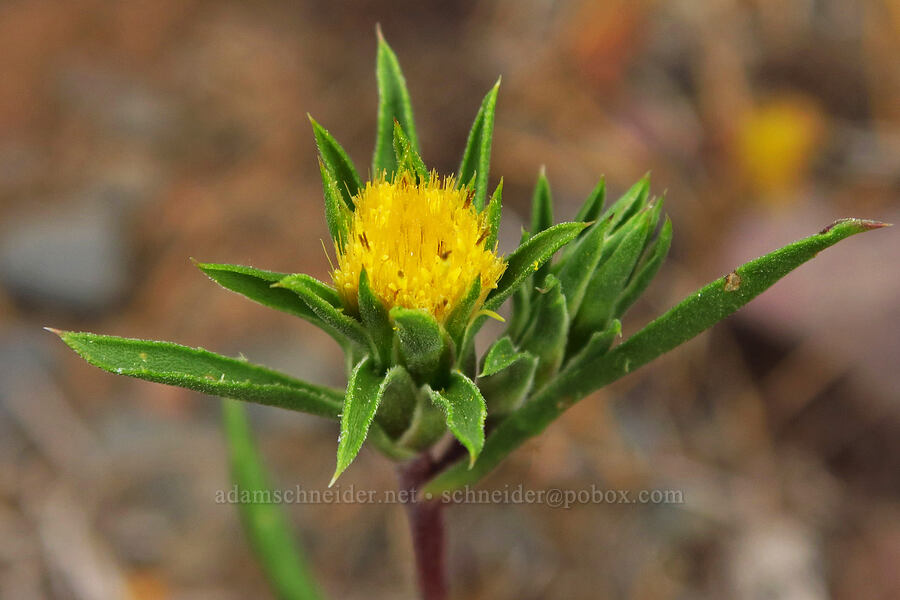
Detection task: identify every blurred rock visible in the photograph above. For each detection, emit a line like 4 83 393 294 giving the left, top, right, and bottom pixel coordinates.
0 197 131 313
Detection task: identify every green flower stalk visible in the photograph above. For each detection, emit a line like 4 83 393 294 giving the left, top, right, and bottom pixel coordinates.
49 29 888 600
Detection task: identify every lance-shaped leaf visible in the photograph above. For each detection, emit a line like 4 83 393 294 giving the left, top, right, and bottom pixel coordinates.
570 211 652 348
557 216 613 316
563 319 621 370
393 120 428 181
391 307 446 384
480 352 537 416
479 336 519 377
484 221 588 312
222 399 323 600
332 356 386 484
519 275 569 388
457 78 500 211
479 336 537 415
275 274 372 351
530 169 554 286
373 27 419 177
574 178 606 224
358 269 393 367
614 217 673 318
600 174 650 231
530 168 553 235
318 158 352 250
484 179 503 250
52 331 343 419
424 218 888 494
195 262 347 347
309 115 361 210
428 371 486 466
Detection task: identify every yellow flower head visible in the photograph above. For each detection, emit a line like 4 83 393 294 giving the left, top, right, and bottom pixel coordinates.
332 172 505 323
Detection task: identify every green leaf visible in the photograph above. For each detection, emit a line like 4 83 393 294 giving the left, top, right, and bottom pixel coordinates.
332 356 385 484
317 158 352 250
601 174 650 231
309 115 362 210
530 168 553 235
373 365 418 439
564 319 621 370
274 274 372 351
424 218 888 494
457 78 500 211
480 352 537 416
195 262 347 347
507 280 532 342
52 331 343 419
391 307 446 384
222 399 323 600
428 371 486 466
358 269 394 367
519 275 569 388
484 179 503 250
614 216 673 318
574 177 606 224
393 120 428 181
479 336 520 377
484 221 588 312
373 27 418 177
570 211 652 347
397 393 447 451
556 215 613 316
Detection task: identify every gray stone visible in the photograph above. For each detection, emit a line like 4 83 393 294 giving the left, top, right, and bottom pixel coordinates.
0 200 130 313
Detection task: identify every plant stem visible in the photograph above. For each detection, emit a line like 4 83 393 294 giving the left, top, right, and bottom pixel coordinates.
399 453 448 600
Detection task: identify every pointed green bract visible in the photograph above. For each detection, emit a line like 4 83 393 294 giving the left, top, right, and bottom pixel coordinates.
457 78 500 211
530 169 553 235
574 178 606 224
275 274 373 351
480 336 520 377
318 158 352 250
520 275 569 387
196 262 346 347
373 29 419 177
391 307 446 384
484 179 503 250
564 320 621 371
601 174 650 231
222 399 323 600
424 219 888 494
484 221 588 312
309 115 361 210
428 371 486 466
358 269 394 368
393 120 428 181
332 356 384 484
570 211 652 347
480 352 537 416
557 216 613 316
54 331 342 419
614 216 673 318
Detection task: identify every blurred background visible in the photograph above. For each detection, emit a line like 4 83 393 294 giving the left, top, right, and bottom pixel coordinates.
1 0 898 598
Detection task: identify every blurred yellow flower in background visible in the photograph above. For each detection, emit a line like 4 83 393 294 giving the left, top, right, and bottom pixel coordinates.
736 95 826 201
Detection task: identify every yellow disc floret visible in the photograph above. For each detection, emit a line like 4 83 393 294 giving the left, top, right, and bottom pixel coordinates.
332 172 505 323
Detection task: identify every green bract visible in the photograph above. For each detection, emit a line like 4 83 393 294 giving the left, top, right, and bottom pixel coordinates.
49 31 888 600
